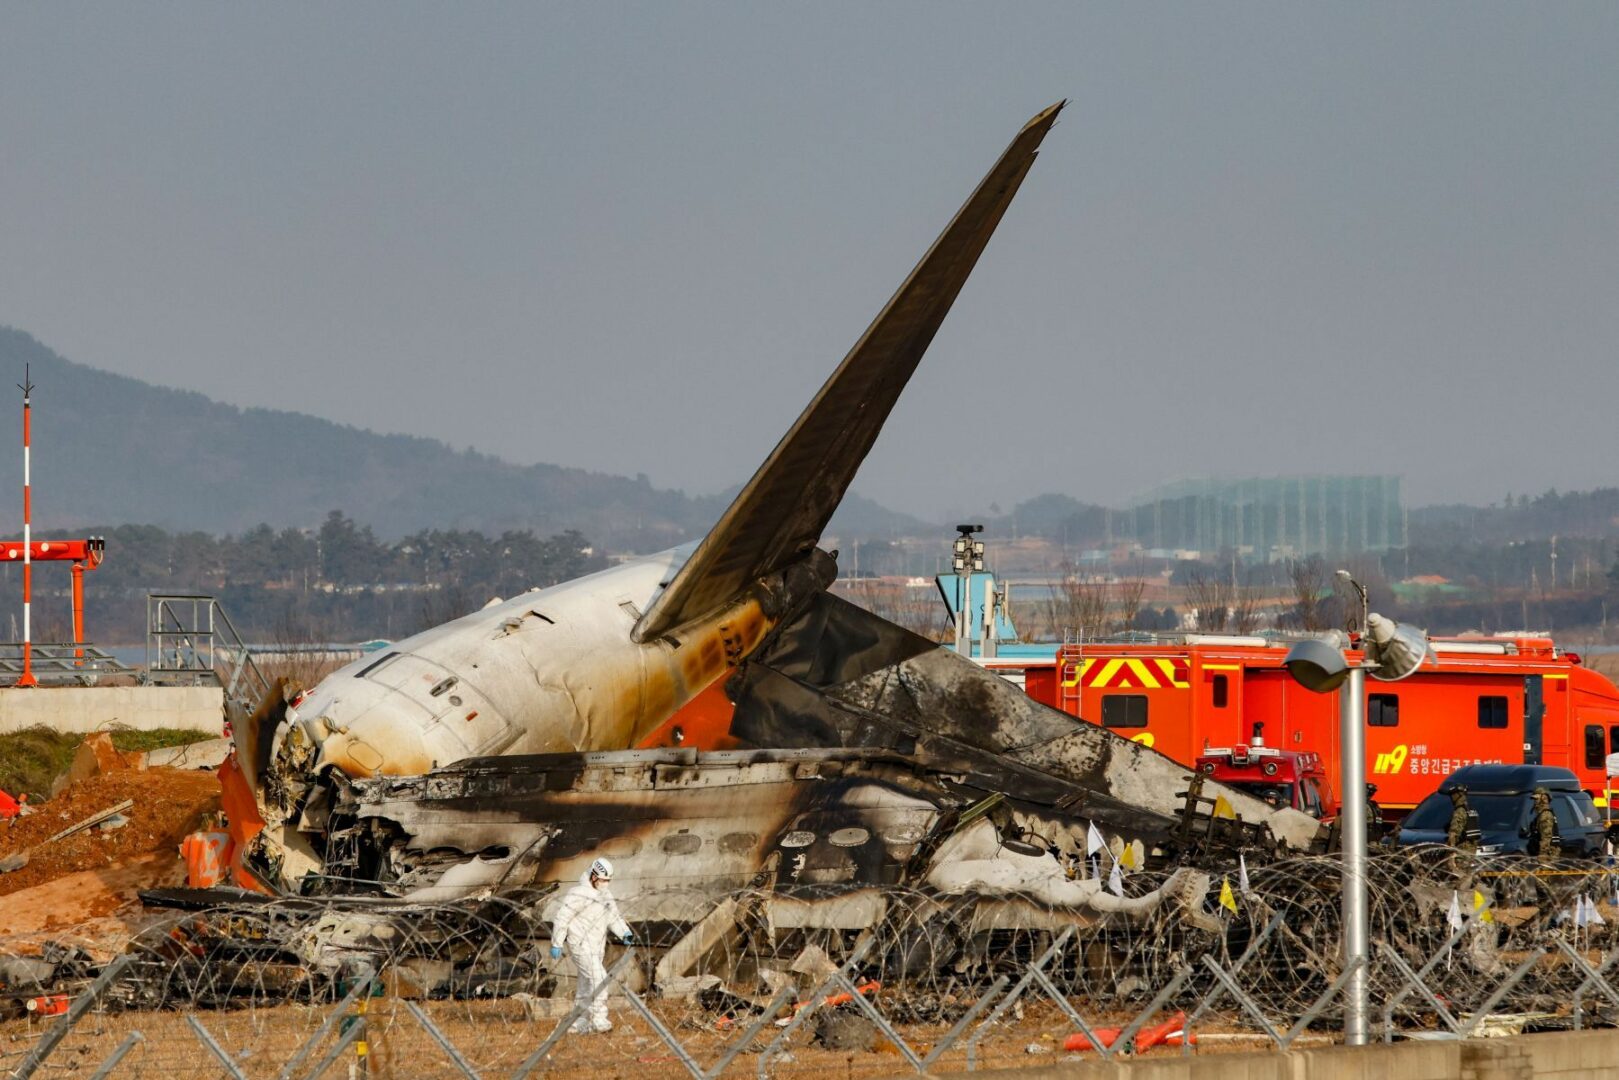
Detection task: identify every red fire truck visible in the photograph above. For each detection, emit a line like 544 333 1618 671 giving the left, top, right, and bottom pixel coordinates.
1195 722 1333 817
998 633 1619 820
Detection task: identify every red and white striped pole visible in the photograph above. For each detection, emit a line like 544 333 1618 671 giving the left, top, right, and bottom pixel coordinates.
16 365 36 687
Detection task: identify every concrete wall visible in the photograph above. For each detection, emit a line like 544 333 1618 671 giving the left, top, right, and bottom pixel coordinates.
0 685 224 735
931 1028 1619 1080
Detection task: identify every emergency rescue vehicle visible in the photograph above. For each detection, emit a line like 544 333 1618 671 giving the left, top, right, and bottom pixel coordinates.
999 632 1619 821
1194 722 1333 818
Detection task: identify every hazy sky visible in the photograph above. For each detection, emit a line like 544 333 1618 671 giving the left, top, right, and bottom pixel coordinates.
3 5 1615 521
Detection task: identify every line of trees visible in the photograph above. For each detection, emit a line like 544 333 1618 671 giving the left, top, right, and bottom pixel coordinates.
0 512 607 644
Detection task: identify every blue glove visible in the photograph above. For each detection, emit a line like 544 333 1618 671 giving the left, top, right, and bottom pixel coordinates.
621 932 634 946
549 945 563 959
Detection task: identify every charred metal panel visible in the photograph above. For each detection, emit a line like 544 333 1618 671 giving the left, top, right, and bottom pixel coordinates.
321 748 1211 926
727 595 1307 844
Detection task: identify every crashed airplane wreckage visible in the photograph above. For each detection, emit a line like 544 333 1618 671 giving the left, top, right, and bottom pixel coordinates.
210 102 1321 956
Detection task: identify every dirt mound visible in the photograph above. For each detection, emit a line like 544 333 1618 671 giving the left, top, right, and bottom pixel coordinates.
0 768 220 898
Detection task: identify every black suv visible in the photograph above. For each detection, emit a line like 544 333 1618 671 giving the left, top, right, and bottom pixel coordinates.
1396 765 1607 856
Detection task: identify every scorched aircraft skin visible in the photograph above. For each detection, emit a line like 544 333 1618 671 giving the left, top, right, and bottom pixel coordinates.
239 102 1318 897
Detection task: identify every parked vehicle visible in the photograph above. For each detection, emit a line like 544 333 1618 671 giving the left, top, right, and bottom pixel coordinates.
1395 764 1607 856
997 630 1619 822
1195 723 1333 818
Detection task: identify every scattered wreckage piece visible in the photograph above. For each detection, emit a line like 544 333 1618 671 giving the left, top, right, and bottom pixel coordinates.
0 799 137 874
724 593 1321 852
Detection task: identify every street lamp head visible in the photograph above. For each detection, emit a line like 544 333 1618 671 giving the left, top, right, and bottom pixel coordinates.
1363 613 1432 682
1334 569 1353 583
1283 638 1352 693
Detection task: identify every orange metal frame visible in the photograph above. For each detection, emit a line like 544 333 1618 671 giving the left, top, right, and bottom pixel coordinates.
1 538 106 662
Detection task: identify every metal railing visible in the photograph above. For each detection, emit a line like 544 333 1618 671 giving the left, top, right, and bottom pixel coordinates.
144 593 272 720
0 642 132 686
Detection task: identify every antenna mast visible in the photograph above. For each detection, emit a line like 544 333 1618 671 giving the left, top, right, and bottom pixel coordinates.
15 365 36 687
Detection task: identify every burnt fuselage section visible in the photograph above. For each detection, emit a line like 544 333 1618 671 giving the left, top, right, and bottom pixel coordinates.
316 747 1205 919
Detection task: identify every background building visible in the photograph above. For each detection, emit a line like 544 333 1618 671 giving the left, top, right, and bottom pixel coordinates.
1128 475 1406 560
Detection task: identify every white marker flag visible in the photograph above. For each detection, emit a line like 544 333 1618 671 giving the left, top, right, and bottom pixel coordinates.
1086 822 1106 857
1238 853 1252 898
1108 860 1124 897
1447 891 1464 933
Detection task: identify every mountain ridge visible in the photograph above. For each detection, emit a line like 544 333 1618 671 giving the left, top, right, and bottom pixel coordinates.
0 327 932 548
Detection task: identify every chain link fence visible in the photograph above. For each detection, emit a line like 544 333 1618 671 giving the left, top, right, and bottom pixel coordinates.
6 849 1619 1078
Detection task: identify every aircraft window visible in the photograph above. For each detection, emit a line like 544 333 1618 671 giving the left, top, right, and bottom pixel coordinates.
548 835 585 859
354 652 398 679
1610 726 1619 755
1478 696 1508 730
600 837 642 858
1585 725 1605 770
429 676 458 698
1368 694 1399 728
1102 695 1148 729
660 833 702 856
718 832 757 855
1212 675 1229 708
829 827 870 848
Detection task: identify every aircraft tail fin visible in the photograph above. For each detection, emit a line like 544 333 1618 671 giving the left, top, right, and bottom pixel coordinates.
633 102 1064 643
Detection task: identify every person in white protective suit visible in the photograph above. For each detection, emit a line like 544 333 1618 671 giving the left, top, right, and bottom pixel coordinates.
549 857 633 1033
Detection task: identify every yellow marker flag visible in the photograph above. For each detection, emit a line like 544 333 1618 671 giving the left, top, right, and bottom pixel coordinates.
1119 843 1138 870
1213 795 1235 820
1219 876 1238 914
1473 890 1494 924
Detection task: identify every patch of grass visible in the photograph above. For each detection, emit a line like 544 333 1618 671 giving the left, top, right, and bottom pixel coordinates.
105 727 214 753
0 726 215 800
0 726 81 801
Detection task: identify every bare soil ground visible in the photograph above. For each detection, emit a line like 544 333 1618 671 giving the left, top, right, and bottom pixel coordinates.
0 769 218 907
0 996 1302 1080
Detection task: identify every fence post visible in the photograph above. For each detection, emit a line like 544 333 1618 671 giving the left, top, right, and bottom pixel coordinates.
920 975 1009 1071
404 999 484 1080
9 955 131 1080
1557 941 1619 1031
756 939 877 1079
963 927 1074 1070
86 1032 143 1080
187 1015 251 1080
509 950 640 1080
278 968 377 1080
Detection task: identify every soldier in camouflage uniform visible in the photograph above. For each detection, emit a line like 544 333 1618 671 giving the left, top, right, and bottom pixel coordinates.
1446 786 1475 851
1530 787 1558 858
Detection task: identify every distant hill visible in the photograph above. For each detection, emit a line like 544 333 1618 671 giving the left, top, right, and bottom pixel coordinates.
0 328 932 548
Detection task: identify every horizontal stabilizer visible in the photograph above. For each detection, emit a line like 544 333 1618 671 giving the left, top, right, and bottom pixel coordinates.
633 101 1064 642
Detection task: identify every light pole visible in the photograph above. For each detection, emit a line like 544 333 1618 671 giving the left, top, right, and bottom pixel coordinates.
951 525 984 656
1335 568 1367 635
1284 614 1430 1046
